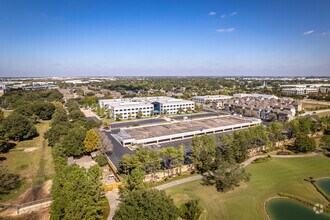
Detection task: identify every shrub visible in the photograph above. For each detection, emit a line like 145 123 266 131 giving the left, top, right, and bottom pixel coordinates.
95 155 108 166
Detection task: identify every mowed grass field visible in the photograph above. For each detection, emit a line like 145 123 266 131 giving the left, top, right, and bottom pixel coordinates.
166 156 330 220
0 120 54 203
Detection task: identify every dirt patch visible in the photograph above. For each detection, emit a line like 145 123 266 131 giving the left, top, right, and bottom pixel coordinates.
7 180 52 205
0 207 50 220
23 148 38 153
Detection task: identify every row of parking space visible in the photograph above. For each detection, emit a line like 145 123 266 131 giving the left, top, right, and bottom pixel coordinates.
169 112 219 121
111 118 167 128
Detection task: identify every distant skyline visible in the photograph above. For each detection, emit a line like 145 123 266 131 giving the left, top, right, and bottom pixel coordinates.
0 0 329 77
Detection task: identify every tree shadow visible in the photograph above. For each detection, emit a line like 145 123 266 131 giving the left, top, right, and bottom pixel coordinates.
200 174 215 186
0 142 17 153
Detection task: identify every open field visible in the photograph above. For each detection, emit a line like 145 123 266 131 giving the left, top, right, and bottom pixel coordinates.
302 100 330 110
316 110 330 117
166 156 330 220
0 120 54 203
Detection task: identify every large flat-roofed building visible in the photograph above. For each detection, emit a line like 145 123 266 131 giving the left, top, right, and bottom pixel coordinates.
150 97 194 114
282 88 319 95
113 115 261 147
192 95 232 104
99 96 194 119
99 99 154 120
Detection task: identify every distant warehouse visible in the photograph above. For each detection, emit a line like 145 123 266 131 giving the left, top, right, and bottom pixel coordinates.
113 115 261 147
99 96 194 120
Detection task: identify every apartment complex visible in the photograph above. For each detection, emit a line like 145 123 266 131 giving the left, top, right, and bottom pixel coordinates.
99 96 194 119
210 95 302 122
192 95 232 104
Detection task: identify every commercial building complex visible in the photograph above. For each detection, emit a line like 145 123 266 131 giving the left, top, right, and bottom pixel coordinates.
280 84 330 95
99 96 194 119
113 115 261 147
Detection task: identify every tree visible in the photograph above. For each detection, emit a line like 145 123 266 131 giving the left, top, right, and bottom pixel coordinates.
116 113 123 121
292 134 316 153
190 135 216 173
0 166 21 195
179 199 203 220
267 122 286 148
45 122 70 147
62 125 86 156
84 129 100 152
113 189 180 220
194 103 200 112
135 149 161 180
69 109 86 122
51 164 104 220
0 109 4 123
119 154 141 175
137 110 143 118
186 106 192 113
120 168 146 197
213 160 250 192
320 135 330 151
150 109 154 116
2 112 38 141
178 107 184 114
103 121 110 129
95 155 108 166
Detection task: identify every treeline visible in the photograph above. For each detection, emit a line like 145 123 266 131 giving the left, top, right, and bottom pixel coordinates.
45 99 100 157
50 133 105 219
308 93 330 101
48 99 106 219
0 89 63 109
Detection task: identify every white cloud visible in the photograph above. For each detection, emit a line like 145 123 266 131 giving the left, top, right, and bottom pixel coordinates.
320 31 330 36
221 14 226 18
209 11 216 16
216 28 235 33
303 30 314 35
230 11 237 16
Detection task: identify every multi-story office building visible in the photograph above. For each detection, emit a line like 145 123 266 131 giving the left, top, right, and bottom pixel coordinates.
99 99 154 120
99 96 194 119
282 88 319 95
192 95 232 104
151 97 195 114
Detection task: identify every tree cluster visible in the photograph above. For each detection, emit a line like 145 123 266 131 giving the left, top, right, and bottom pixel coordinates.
51 143 104 220
45 100 100 157
0 89 63 109
119 146 184 178
113 189 179 220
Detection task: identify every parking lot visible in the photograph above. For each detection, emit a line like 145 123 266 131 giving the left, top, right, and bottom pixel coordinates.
111 118 167 129
170 112 220 121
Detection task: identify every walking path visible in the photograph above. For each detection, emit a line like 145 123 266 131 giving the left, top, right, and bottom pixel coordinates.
154 175 203 190
105 189 120 220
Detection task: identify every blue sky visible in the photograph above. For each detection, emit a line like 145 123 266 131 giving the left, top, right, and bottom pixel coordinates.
0 0 329 77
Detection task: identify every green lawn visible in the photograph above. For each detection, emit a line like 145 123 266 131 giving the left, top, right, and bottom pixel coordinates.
0 120 54 203
166 156 330 220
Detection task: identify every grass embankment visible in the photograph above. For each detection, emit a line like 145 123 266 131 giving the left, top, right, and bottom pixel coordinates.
166 156 330 220
302 101 330 111
0 120 54 203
